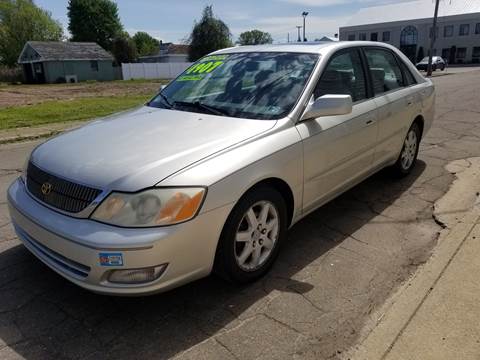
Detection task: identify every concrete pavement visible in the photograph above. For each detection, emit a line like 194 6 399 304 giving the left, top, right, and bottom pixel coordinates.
347 158 480 360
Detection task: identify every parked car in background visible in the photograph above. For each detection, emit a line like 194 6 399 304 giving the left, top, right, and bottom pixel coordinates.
8 41 435 295
416 56 446 71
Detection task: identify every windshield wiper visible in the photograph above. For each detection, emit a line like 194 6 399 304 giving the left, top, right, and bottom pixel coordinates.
173 101 229 116
157 93 173 109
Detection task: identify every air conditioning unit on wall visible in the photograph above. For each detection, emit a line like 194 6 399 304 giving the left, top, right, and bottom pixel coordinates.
65 75 78 83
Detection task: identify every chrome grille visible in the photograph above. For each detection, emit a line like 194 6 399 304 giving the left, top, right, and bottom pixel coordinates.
26 162 101 213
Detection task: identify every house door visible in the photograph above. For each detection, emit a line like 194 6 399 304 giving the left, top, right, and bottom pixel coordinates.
33 63 46 83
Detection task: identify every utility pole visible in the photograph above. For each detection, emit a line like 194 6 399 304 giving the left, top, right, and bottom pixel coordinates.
287 32 290 43
302 12 309 41
427 0 440 76
296 26 302 42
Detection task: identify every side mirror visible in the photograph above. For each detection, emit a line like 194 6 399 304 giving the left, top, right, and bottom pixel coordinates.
301 94 352 121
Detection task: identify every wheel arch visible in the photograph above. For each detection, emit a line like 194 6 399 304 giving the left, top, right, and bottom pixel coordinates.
412 114 425 138
240 177 296 227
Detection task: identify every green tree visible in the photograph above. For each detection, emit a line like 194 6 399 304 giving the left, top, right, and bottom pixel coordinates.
132 31 159 57
111 34 137 64
67 0 123 50
237 30 273 46
188 5 232 62
0 0 63 67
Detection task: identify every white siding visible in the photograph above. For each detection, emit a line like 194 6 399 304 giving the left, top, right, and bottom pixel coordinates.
121 62 192 80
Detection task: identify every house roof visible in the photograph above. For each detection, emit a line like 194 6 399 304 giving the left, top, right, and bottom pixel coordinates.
343 0 480 27
19 41 113 63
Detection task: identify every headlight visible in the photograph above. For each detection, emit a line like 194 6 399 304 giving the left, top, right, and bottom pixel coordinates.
21 157 29 183
91 187 206 227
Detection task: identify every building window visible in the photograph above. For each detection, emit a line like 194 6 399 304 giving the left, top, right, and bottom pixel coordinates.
444 25 453 37
475 23 480 34
359 33 366 41
348 34 355 41
370 32 378 41
473 47 480 57
429 26 439 39
400 26 418 45
459 24 470 36
456 47 467 59
90 60 99 72
382 31 390 42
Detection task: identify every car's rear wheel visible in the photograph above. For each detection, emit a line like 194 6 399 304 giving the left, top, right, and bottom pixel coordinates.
391 122 421 177
214 187 287 283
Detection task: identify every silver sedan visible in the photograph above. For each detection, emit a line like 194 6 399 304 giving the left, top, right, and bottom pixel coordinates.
7 41 434 295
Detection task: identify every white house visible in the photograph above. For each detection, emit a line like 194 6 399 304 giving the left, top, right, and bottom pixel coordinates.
339 0 480 64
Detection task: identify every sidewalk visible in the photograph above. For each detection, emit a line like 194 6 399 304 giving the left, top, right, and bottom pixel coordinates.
348 158 480 360
0 120 86 144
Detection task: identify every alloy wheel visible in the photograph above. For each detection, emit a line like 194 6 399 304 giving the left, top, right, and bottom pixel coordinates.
400 128 418 170
234 201 279 271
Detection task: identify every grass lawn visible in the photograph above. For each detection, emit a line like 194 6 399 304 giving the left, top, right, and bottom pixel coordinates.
0 94 151 130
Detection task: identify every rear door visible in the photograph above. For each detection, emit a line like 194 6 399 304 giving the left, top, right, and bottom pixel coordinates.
296 48 379 214
363 47 418 167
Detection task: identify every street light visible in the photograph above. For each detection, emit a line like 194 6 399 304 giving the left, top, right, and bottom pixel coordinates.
302 11 309 42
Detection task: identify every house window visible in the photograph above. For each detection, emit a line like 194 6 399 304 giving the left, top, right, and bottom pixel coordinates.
444 25 453 37
359 33 366 40
382 31 390 42
456 47 467 59
90 60 99 72
348 34 355 41
370 32 378 41
475 23 480 34
459 24 470 36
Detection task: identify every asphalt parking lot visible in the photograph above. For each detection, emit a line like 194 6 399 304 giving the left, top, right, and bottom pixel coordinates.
1 68 480 360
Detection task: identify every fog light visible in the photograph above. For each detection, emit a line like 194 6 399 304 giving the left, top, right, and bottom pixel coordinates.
108 264 168 284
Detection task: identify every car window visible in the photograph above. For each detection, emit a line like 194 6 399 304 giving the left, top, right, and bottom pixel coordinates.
314 49 367 102
148 52 318 120
364 48 404 95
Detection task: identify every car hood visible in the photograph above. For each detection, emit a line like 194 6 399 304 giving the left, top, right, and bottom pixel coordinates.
31 106 276 191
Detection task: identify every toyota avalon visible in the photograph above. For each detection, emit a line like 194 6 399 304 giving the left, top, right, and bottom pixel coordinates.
7 41 435 295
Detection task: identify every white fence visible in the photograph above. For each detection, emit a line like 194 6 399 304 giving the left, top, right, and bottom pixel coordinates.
121 62 192 80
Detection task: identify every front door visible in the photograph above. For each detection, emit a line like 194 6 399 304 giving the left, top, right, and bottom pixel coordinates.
296 48 378 214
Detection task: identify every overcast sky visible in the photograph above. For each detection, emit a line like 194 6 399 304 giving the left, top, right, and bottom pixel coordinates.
36 0 406 43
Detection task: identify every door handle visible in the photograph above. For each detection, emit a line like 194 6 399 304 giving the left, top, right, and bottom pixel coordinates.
365 119 376 125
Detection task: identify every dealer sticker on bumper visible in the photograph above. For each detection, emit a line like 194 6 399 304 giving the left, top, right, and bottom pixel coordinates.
99 253 124 266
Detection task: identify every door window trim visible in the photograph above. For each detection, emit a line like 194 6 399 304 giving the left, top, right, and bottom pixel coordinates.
309 46 371 106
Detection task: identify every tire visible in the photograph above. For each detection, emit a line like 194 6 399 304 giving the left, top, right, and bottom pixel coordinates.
391 122 421 177
441 65 445 71
214 186 288 284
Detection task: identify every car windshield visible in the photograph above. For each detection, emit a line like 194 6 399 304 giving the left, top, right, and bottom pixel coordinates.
148 52 319 120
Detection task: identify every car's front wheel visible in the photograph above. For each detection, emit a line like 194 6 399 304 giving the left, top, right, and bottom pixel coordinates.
214 187 287 283
391 122 421 177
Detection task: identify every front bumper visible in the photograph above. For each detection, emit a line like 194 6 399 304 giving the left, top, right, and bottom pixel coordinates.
7 178 232 295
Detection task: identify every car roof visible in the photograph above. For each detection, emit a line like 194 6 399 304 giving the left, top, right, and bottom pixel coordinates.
212 41 398 55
